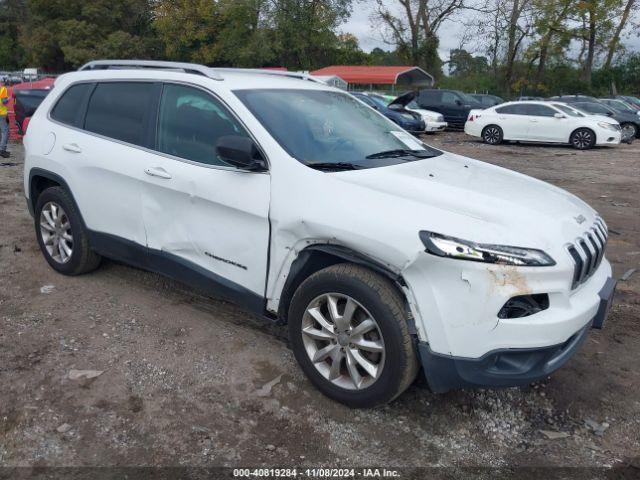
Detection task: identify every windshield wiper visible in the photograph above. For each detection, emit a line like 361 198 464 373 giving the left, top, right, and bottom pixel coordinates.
306 162 361 171
366 149 435 159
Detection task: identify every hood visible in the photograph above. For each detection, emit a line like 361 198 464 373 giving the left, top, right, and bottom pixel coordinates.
389 91 416 108
334 151 596 251
585 114 619 124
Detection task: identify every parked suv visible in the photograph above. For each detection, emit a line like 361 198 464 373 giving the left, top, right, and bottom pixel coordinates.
408 89 483 129
24 60 616 407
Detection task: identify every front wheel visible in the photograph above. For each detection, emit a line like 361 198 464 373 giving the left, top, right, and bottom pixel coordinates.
570 128 596 150
621 122 638 139
482 125 503 145
288 264 418 408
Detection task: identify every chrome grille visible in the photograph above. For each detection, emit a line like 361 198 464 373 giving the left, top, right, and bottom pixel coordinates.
567 218 608 289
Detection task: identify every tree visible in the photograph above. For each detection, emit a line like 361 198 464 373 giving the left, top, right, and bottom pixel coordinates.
24 0 156 70
372 0 470 77
448 48 488 76
574 0 618 84
604 0 637 68
154 0 223 64
529 0 573 81
0 0 26 69
268 0 353 70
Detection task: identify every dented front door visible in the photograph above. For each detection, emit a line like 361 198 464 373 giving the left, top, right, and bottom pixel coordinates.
141 82 271 298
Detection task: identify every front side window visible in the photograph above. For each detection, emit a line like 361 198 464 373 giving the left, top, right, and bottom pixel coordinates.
526 104 556 117
157 84 248 166
441 92 460 105
235 88 441 168
51 83 93 126
84 82 155 146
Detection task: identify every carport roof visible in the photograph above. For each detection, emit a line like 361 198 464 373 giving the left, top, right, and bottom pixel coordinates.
310 65 434 87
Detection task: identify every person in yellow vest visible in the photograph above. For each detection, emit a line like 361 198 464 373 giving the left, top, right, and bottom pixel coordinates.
0 81 9 158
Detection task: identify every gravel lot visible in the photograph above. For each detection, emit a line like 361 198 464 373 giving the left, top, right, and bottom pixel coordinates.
1 134 639 475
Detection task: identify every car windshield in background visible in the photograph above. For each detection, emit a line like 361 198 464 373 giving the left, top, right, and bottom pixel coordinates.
459 92 480 105
553 104 585 117
574 102 611 115
235 89 441 169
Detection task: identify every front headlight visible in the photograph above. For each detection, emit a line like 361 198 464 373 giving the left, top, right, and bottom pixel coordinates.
597 121 618 131
419 231 556 266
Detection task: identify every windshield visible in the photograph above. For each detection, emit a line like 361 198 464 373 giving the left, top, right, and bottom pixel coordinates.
235 88 441 168
574 102 610 114
553 104 585 117
459 92 481 105
367 95 388 108
609 100 633 112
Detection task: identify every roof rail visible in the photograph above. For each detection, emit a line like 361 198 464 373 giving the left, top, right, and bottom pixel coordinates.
211 68 322 83
78 60 223 81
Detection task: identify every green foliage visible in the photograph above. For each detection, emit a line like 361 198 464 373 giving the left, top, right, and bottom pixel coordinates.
448 49 489 78
0 0 636 99
23 0 155 70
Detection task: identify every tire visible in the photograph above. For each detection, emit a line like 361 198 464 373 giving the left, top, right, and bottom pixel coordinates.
288 264 418 408
482 125 503 145
34 186 101 275
620 122 638 139
570 128 596 150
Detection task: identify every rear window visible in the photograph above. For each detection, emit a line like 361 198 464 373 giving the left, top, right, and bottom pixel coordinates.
496 104 526 114
84 82 155 146
51 83 92 126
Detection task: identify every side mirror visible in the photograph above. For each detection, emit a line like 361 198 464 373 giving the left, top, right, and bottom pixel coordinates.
606 112 613 116
455 99 463 106
216 135 267 171
554 113 565 119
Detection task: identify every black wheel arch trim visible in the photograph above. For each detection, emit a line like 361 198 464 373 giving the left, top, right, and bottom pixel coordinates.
276 243 406 323
27 168 87 229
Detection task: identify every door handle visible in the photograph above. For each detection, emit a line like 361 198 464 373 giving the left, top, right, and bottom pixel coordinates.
144 167 172 179
530 119 539 122
62 143 82 153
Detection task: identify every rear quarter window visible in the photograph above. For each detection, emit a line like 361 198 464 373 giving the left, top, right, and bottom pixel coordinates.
50 83 93 126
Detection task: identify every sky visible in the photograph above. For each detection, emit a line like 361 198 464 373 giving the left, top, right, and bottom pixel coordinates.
340 1 640 65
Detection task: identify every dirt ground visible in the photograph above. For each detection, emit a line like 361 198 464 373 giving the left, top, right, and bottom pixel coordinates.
1 134 639 476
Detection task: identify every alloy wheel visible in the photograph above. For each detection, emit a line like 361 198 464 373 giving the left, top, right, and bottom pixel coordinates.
622 123 637 139
483 127 501 144
301 293 385 390
40 201 73 264
572 130 592 149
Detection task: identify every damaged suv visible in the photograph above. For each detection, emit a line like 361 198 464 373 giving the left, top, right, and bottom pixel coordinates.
24 61 616 407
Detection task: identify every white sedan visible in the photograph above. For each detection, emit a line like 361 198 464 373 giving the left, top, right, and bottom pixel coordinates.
388 95 447 132
464 101 622 149
404 101 448 132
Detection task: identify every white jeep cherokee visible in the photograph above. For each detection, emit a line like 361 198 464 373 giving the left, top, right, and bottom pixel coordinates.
24 60 616 407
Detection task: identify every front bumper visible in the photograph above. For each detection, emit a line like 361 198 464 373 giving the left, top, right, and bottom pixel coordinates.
403 250 612 358
417 276 616 393
425 121 447 132
595 128 621 145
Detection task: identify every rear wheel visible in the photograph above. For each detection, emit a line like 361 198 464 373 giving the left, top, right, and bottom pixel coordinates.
35 186 101 275
570 128 596 150
482 125 503 145
288 264 418 408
